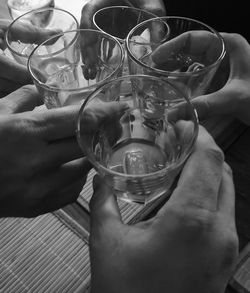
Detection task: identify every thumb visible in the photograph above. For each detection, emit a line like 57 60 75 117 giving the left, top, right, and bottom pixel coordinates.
90 175 123 235
191 86 239 121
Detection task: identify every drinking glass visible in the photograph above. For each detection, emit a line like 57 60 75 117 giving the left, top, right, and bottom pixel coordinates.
7 0 55 20
126 16 226 99
28 29 124 108
77 75 199 204
5 7 78 65
93 6 158 75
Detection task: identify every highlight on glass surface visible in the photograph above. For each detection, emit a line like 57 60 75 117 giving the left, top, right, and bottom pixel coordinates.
5 7 78 65
77 75 199 204
28 29 124 109
93 6 159 75
126 16 226 99
7 0 55 19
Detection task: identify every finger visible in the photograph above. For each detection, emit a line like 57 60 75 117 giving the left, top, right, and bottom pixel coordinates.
0 85 43 114
35 105 81 141
0 78 22 95
217 162 235 221
0 54 32 83
8 21 62 45
77 102 128 152
90 174 123 234
79 101 129 133
165 126 224 212
33 178 87 216
43 157 92 194
0 20 11 50
0 38 6 50
191 85 240 121
132 0 166 16
221 33 250 78
45 137 84 168
152 30 221 65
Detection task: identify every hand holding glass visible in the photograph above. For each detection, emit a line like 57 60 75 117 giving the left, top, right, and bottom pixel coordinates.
126 16 226 99
28 29 124 108
5 7 78 65
93 6 157 75
77 75 198 204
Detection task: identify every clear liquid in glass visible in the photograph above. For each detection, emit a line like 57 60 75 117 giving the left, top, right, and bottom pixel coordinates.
42 58 115 108
94 110 185 203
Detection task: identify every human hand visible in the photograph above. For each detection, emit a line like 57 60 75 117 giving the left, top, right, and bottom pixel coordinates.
89 126 238 293
0 19 31 97
0 18 61 98
1 18 61 50
80 0 165 30
80 0 165 80
190 33 250 125
0 85 92 217
0 51 32 98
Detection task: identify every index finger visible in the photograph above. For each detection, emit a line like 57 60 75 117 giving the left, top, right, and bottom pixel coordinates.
152 30 222 65
28 105 81 141
0 54 31 83
78 101 129 133
6 20 62 45
0 85 42 114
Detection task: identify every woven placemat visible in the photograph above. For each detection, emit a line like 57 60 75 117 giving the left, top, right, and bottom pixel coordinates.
0 214 90 293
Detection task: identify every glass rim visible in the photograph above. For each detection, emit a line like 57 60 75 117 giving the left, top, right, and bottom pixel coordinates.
93 5 158 43
76 74 199 179
125 15 226 77
27 28 125 92
5 6 79 59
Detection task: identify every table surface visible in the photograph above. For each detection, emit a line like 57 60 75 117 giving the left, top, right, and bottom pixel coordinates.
1 1 250 292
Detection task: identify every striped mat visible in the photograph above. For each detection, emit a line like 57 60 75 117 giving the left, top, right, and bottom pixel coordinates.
0 214 90 293
0 170 169 292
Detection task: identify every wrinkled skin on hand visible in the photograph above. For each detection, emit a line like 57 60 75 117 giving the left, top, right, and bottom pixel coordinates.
0 85 92 217
191 33 250 125
89 126 238 293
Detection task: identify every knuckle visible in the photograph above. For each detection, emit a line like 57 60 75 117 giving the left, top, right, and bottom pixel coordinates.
168 204 215 232
227 32 245 42
203 146 225 166
20 84 36 94
222 33 248 51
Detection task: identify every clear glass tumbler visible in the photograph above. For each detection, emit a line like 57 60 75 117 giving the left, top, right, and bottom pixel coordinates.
77 75 199 204
126 16 226 99
5 7 78 65
28 29 124 108
93 6 158 75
